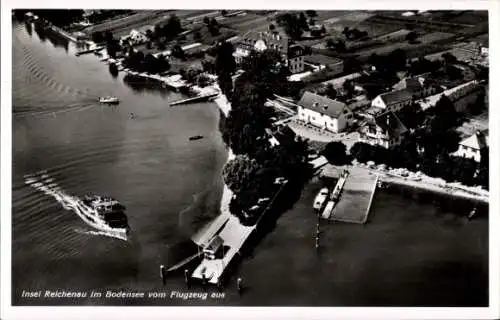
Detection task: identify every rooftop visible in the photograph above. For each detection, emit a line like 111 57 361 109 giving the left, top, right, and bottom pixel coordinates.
459 131 489 150
378 89 413 106
239 30 290 54
361 111 408 138
298 91 350 118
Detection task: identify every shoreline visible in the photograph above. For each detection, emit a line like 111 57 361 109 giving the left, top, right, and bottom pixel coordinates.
190 89 233 246
322 163 489 204
378 172 489 204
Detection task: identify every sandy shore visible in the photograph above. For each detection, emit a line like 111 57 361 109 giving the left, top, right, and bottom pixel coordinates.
321 163 489 203
378 171 489 203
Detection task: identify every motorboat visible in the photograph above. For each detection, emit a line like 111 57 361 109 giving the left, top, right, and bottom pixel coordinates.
99 96 120 104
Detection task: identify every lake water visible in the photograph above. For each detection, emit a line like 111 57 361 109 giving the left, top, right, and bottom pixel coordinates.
11 20 488 307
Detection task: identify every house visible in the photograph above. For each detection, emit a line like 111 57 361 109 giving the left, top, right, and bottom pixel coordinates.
372 75 438 112
480 38 489 57
302 24 326 39
233 31 305 74
123 29 149 46
297 91 353 133
203 235 224 260
454 130 489 163
371 89 413 112
358 111 408 149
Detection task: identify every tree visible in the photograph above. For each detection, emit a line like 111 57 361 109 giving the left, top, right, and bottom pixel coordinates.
269 24 276 31
171 44 185 60
442 52 458 64
203 16 210 25
280 13 303 40
343 57 362 73
387 49 407 71
450 156 477 186
221 10 228 16
193 31 202 40
165 14 182 39
299 12 309 30
109 63 119 77
215 41 236 75
469 91 486 115
322 141 348 165
222 155 261 194
476 147 489 189
306 10 317 19
105 31 114 44
405 31 418 43
350 142 388 164
324 84 337 100
91 31 105 44
342 80 355 99
326 38 336 50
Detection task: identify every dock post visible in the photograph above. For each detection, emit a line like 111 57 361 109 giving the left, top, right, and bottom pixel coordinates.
237 277 243 296
202 274 207 291
184 269 190 289
160 265 166 286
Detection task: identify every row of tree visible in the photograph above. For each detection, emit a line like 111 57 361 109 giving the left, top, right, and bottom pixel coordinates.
16 9 85 28
215 43 311 224
348 140 488 189
276 11 318 40
122 49 170 74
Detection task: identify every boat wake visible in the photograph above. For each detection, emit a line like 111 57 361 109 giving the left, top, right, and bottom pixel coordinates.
73 227 128 241
24 170 128 241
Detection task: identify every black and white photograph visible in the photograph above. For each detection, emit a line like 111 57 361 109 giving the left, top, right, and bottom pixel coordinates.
1 1 499 319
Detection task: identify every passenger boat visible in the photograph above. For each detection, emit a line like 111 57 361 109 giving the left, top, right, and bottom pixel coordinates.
98 96 120 104
74 194 130 240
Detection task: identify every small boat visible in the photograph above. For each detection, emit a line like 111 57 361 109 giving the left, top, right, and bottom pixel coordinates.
467 207 477 220
189 135 204 141
99 96 120 104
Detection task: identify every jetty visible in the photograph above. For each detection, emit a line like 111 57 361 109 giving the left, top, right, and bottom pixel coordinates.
321 170 349 219
190 181 287 286
75 46 105 56
170 91 219 106
320 166 378 224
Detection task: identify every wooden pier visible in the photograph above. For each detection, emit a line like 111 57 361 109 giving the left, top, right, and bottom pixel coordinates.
190 181 287 286
319 166 378 224
330 167 378 224
170 92 219 106
321 170 349 219
75 46 105 56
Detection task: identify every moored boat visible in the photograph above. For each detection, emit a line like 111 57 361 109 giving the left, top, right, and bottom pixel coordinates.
98 96 120 104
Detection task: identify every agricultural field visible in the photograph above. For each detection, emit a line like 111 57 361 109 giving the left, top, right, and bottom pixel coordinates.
81 10 169 36
220 12 275 33
416 31 456 44
421 10 488 26
81 10 220 38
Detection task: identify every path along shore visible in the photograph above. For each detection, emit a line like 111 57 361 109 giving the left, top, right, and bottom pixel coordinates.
321 163 489 204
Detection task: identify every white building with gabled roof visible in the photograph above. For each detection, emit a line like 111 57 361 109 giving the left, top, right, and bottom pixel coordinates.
454 130 489 163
